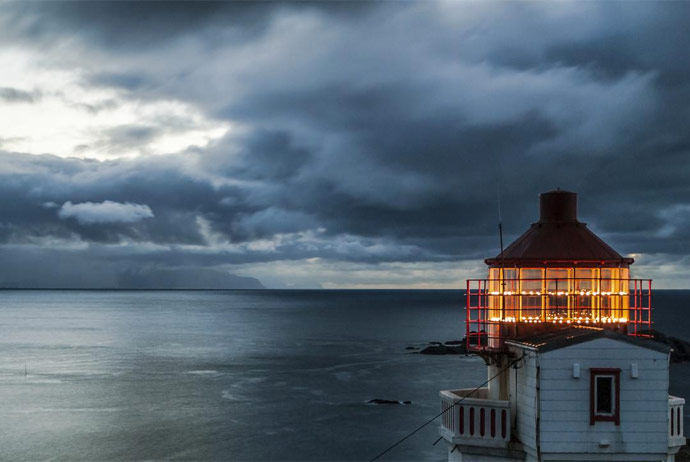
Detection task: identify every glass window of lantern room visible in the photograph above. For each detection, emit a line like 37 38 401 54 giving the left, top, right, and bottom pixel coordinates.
504 268 518 292
618 268 630 321
617 267 630 292
488 268 519 321
520 269 543 319
488 269 501 320
489 268 500 293
619 268 630 293
574 268 596 319
600 268 615 293
486 268 518 322
503 269 518 320
600 268 630 320
574 268 595 291
600 268 617 318
546 268 569 319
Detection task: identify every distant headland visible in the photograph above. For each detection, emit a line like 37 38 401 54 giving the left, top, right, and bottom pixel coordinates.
0 268 265 290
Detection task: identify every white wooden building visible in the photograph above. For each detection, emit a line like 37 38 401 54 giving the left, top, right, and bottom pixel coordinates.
440 327 685 461
439 191 686 461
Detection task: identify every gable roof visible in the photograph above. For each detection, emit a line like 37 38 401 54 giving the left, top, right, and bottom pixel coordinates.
504 326 670 354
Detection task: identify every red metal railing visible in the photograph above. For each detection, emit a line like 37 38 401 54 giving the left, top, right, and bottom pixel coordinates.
465 278 652 351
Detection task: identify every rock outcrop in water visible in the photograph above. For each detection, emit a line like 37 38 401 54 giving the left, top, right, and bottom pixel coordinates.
418 340 470 355
367 399 412 405
641 330 690 363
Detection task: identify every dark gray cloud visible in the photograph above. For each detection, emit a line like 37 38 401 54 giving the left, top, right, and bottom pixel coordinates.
1 0 373 51
0 87 40 103
0 2 689 287
97 125 163 153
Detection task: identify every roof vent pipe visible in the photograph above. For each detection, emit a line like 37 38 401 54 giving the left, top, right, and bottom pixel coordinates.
539 190 578 223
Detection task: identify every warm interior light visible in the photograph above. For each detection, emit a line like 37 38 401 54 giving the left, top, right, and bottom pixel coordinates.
483 314 630 325
469 267 650 351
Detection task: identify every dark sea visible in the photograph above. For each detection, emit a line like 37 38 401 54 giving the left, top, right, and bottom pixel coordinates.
1 290 689 461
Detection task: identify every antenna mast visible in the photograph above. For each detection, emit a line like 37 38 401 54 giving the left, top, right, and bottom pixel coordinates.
497 184 505 267
497 185 506 320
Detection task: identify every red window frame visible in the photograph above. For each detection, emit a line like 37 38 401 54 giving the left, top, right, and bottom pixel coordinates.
590 368 621 425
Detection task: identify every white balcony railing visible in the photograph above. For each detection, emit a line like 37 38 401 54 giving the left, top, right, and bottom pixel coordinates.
669 395 685 449
439 388 510 448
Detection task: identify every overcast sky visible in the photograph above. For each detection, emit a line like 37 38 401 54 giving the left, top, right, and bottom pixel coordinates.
0 1 689 288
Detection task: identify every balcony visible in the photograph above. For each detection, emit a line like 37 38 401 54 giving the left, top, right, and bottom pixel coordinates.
669 395 686 450
440 390 684 457
439 388 510 448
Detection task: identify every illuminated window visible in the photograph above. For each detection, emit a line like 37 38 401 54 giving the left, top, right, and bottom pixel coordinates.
503 269 518 319
546 268 569 318
488 268 520 321
590 368 620 425
574 268 595 317
520 269 543 318
600 268 615 318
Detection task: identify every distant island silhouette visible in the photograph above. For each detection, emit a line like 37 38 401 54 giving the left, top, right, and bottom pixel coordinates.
0 268 265 290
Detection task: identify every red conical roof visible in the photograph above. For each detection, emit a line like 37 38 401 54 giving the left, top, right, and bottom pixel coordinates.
485 190 633 267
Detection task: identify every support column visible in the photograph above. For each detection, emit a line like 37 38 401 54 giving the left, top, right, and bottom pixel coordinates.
487 360 510 401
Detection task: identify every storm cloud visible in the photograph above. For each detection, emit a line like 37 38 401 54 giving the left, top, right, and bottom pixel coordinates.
0 1 689 288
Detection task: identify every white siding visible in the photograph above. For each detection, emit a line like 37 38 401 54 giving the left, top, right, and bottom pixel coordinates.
509 348 539 454
537 338 669 457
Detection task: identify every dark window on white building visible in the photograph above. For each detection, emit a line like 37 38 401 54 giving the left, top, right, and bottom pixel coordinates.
595 375 614 414
590 368 620 425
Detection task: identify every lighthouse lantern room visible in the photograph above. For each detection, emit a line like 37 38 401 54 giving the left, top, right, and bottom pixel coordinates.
466 189 651 352
439 190 685 462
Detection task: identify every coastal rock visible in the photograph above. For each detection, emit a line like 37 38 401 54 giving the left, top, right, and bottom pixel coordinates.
367 399 412 405
419 341 469 355
642 330 690 362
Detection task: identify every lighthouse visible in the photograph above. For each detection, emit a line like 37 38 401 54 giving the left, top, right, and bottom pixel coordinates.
439 190 686 461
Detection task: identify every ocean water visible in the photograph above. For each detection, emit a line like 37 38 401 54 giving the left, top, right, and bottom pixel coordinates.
0 290 688 461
